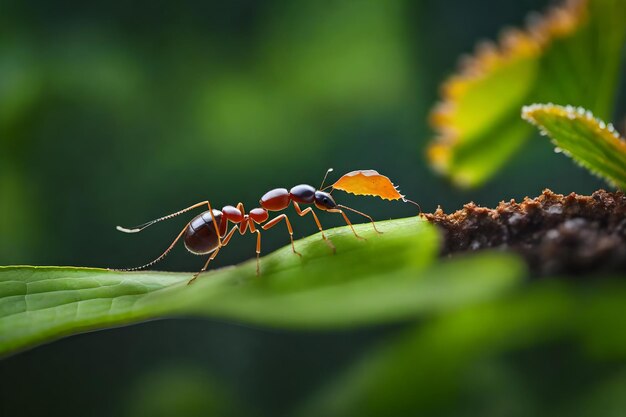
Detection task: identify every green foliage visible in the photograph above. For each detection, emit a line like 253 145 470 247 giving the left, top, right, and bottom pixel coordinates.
298 283 573 417
1 2 625 416
0 218 525 356
522 104 626 189
298 280 626 417
124 365 241 417
427 0 626 187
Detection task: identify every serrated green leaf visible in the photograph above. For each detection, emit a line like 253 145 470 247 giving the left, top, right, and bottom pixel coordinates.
522 103 626 188
427 0 626 187
0 217 525 356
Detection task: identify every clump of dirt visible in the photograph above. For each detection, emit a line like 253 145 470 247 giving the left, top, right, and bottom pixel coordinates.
425 189 626 276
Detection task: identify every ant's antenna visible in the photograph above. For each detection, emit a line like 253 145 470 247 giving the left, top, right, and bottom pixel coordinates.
115 224 189 271
403 198 422 216
116 201 209 233
319 168 334 191
337 204 382 233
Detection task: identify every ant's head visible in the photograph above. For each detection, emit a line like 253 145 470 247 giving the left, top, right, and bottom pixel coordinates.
314 191 337 211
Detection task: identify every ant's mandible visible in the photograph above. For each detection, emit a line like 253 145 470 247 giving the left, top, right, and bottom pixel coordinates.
116 169 381 284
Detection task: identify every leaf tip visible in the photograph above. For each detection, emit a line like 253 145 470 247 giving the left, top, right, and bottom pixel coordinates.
522 103 626 189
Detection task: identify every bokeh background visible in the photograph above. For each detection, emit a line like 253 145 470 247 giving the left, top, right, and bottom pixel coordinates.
1 0 624 416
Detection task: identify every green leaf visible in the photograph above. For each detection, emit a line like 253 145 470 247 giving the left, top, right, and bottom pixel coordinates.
297 283 571 417
0 218 525 356
298 279 626 417
427 0 626 187
522 103 626 188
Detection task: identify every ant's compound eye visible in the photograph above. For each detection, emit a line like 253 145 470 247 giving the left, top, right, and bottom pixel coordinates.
314 191 337 209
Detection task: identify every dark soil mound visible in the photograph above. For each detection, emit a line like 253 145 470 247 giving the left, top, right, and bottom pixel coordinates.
425 189 626 276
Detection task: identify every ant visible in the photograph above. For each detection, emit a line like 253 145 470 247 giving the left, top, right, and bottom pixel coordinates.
116 169 380 284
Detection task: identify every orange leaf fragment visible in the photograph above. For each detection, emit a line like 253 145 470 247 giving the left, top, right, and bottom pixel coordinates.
331 170 405 201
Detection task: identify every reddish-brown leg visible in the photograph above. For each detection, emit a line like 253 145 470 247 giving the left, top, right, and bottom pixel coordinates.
188 247 222 285
328 209 365 240
293 202 335 253
221 224 240 246
233 213 262 275
337 204 382 234
248 220 262 275
206 200 222 242
187 225 239 285
237 204 250 235
262 214 302 256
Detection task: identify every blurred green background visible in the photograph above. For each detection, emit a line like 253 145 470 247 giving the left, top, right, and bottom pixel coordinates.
1 0 624 416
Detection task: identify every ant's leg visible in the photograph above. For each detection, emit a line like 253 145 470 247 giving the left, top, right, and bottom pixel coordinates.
337 204 382 234
188 247 222 285
205 200 222 242
254 229 262 275
247 221 262 275
293 202 327 238
262 214 302 257
116 222 190 271
221 225 240 246
239 217 249 234
328 209 365 240
293 202 335 253
188 225 239 285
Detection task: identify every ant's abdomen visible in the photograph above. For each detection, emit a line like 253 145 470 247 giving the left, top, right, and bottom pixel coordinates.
184 209 223 255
